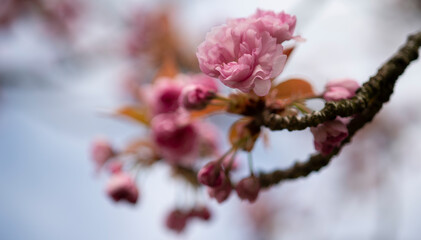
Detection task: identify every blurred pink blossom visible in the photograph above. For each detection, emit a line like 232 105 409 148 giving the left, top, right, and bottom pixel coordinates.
151 113 199 165
165 209 189 233
106 173 139 204
148 78 184 116
91 138 114 170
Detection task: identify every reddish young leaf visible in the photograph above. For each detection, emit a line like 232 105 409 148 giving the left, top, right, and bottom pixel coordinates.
115 106 150 125
190 102 226 119
271 78 315 101
283 46 295 62
229 118 260 152
124 139 154 154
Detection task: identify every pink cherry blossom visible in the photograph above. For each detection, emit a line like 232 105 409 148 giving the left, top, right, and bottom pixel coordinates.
197 161 225 187
197 11 290 96
106 173 139 204
151 113 199 165
236 176 260 203
310 117 349 156
207 180 232 203
324 78 360 101
91 138 114 170
251 9 297 43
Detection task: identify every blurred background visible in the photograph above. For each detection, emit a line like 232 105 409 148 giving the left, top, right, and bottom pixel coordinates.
1 0 421 239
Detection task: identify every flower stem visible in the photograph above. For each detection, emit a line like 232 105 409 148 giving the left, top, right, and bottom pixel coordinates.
248 152 254 176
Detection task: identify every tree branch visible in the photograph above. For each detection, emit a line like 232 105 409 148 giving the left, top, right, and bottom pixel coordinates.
258 31 421 188
262 32 421 132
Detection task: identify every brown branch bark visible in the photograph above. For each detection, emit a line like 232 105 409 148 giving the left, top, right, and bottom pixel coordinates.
258 31 421 188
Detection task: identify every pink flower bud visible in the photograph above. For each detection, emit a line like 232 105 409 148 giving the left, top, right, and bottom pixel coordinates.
236 176 260 203
188 206 212 221
165 209 188 233
207 180 232 203
197 161 224 187
91 138 114 170
106 173 139 204
310 117 349 156
180 84 215 110
151 113 199 166
323 79 360 101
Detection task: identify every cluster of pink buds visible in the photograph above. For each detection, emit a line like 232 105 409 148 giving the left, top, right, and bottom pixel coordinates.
199 160 233 203
91 138 140 204
197 154 261 203
91 71 226 231
165 206 211 233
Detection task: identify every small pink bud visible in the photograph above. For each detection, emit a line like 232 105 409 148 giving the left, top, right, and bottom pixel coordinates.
180 84 215 110
310 117 349 156
106 173 139 204
236 176 260 203
165 209 188 233
323 79 360 101
197 161 224 187
324 86 353 101
207 180 232 203
188 206 212 221
91 138 114 170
